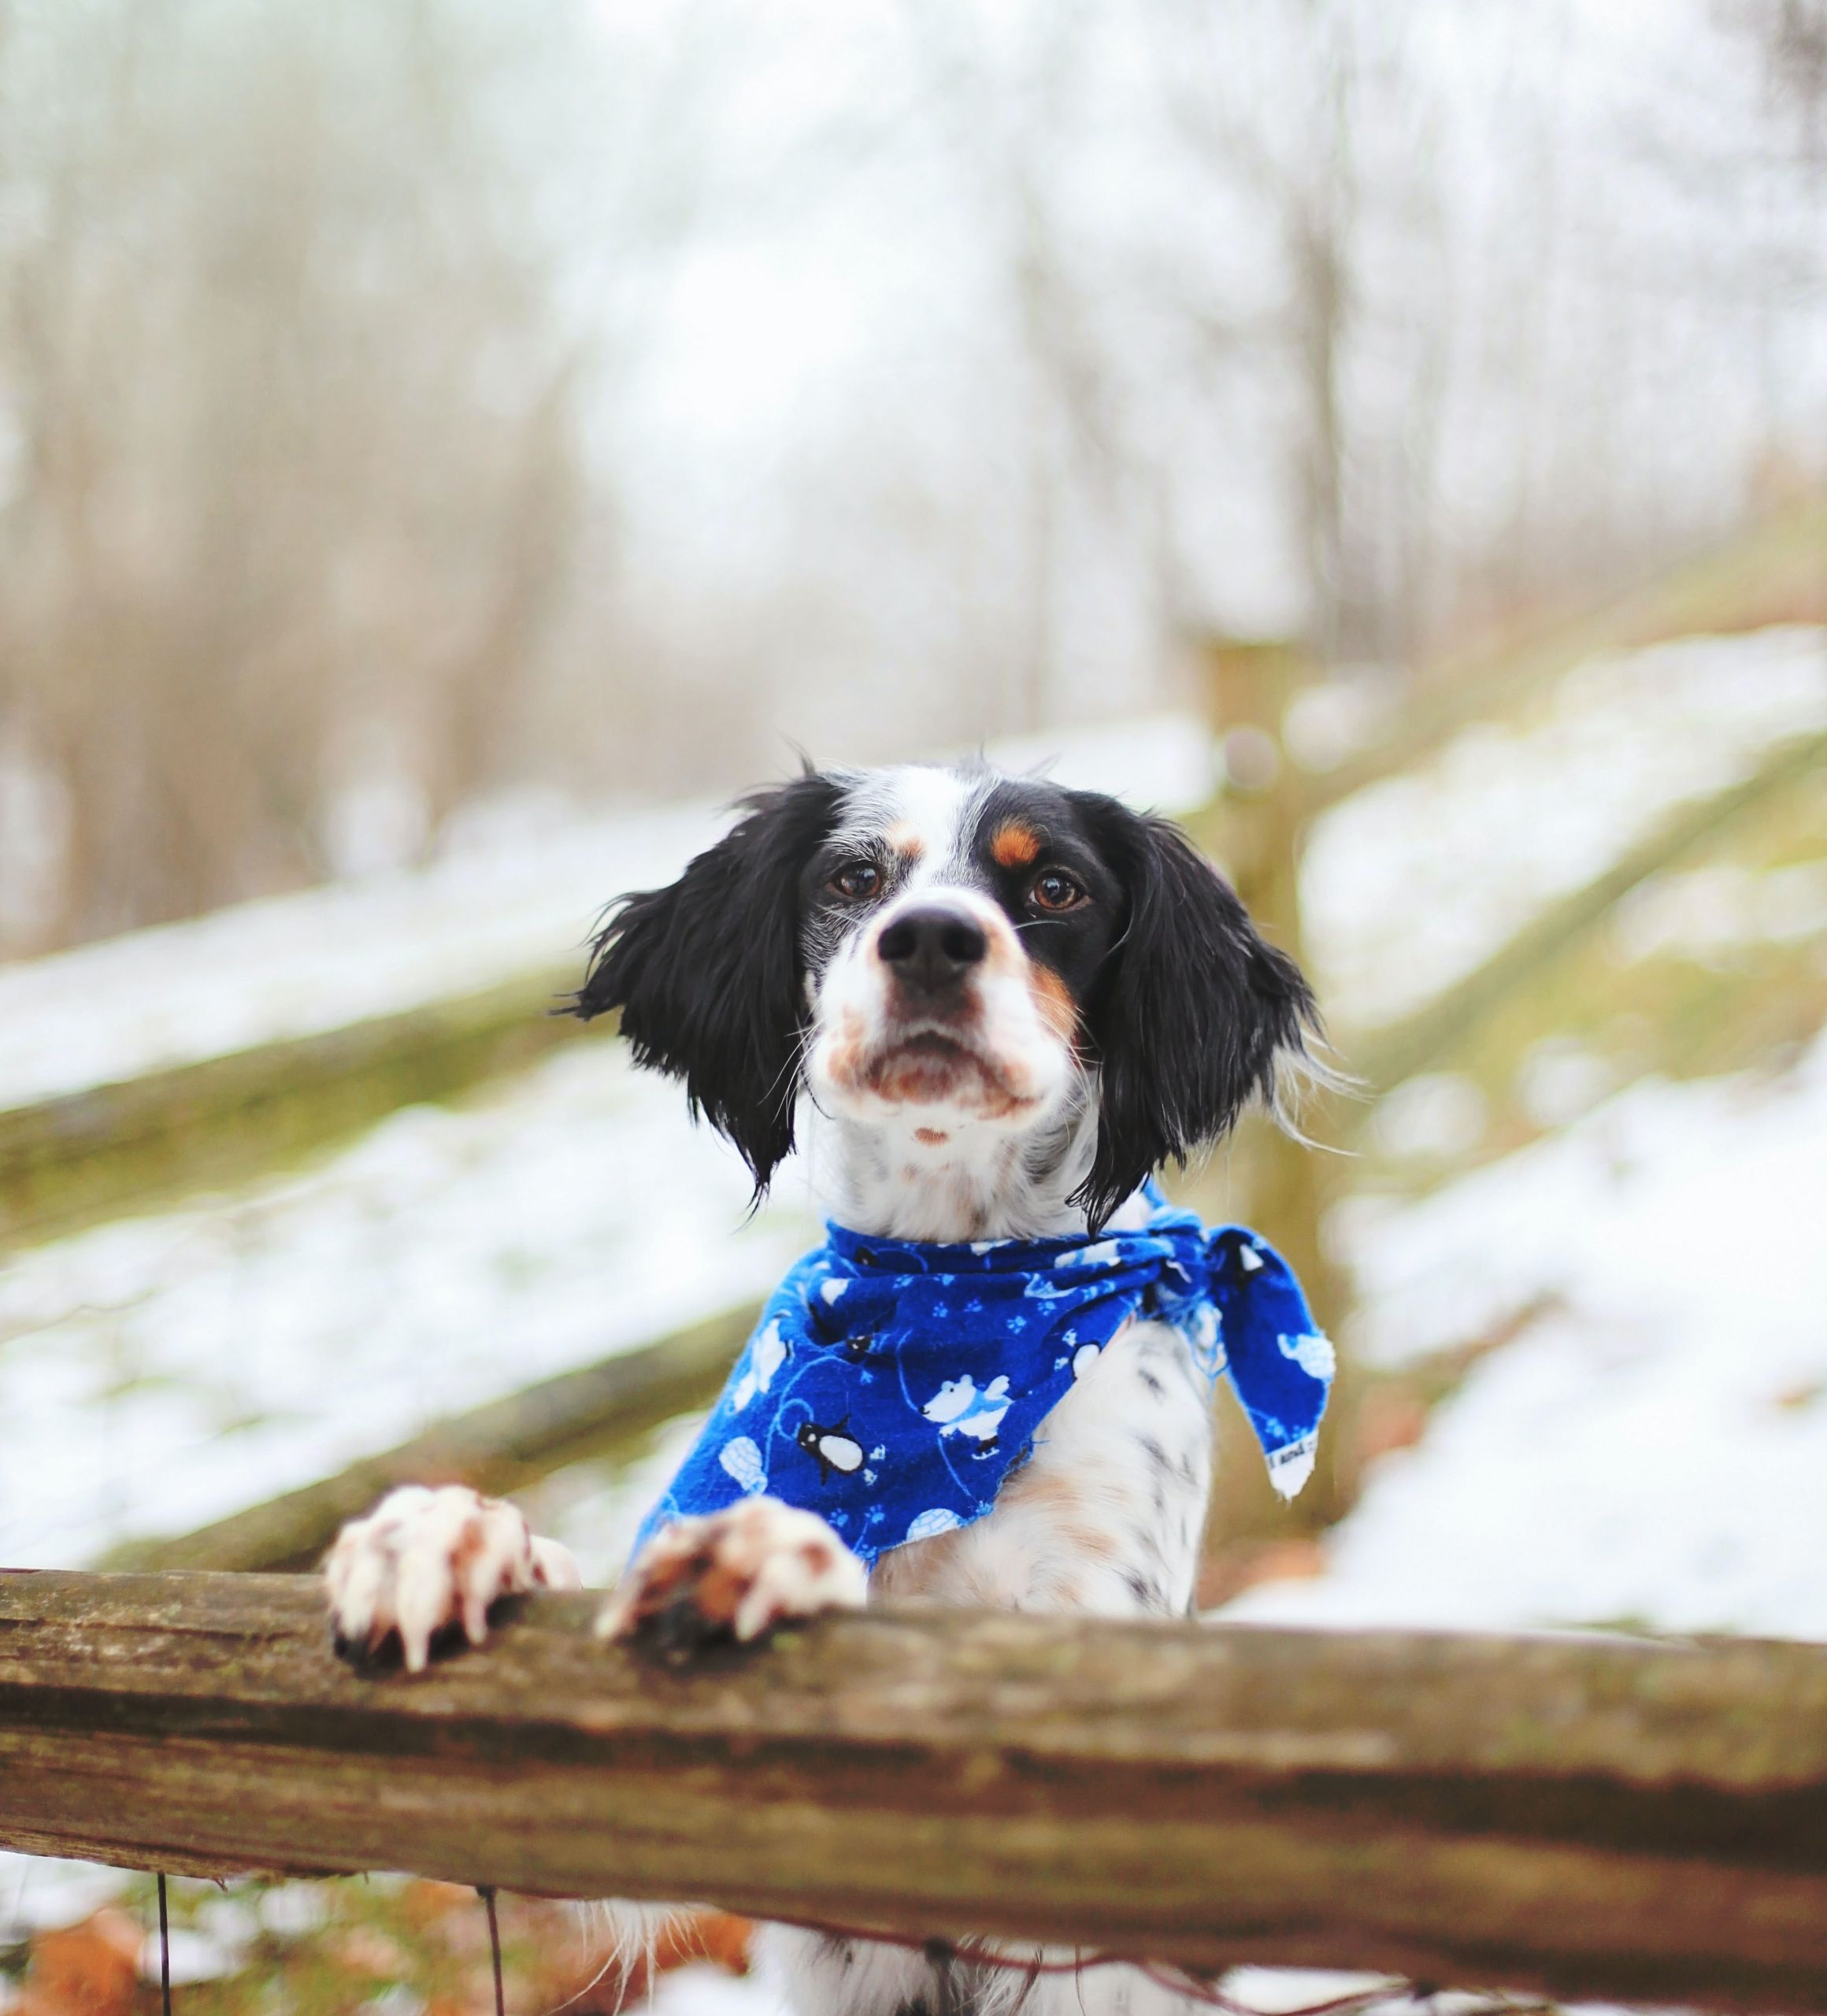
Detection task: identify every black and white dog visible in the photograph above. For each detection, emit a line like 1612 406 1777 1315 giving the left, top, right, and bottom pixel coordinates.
325 762 1317 2016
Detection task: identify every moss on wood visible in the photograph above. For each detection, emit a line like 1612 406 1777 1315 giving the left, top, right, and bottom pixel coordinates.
2 1573 1824 2010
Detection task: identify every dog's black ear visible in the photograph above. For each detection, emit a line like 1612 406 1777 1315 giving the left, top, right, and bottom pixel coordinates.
569 772 843 1196
1071 796 1316 1231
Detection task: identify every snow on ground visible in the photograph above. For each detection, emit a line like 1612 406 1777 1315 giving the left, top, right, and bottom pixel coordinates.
0 714 1214 1114
648 1964 788 2016
1610 857 1827 960
526 1405 715 1589
644 1961 1408 2016
1303 625 1827 1027
1225 1032 1827 1640
0 798 713 1114
0 1040 813 1569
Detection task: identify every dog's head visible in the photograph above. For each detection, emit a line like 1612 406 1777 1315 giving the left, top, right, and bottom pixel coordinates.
573 765 1315 1231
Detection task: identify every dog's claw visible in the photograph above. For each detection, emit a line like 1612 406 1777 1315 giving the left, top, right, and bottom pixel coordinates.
324 1484 582 1674
597 1498 865 1650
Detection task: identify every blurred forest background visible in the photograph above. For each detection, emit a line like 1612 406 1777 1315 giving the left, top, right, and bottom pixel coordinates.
5 3 1827 2010
3 0 1827 951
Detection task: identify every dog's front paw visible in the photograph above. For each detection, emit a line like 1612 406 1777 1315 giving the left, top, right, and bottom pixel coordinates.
324 1484 582 1673
595 1498 866 1648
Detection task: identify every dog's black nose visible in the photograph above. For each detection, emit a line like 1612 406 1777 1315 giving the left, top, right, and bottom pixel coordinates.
877 906 988 993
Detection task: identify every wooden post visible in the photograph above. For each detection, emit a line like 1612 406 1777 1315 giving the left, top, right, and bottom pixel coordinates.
1196 641 1340 1315
1186 640 1354 1549
3 1573 1826 2012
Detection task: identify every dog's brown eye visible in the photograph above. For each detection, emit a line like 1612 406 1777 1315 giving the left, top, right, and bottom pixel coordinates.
1030 870 1086 913
830 862 882 902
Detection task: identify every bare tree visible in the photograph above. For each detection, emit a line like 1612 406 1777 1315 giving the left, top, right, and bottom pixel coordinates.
0 2 628 948
1729 0 1827 143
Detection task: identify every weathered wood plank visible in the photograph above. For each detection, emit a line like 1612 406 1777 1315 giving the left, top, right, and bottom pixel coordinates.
98 1303 755 1573
2 1572 1824 2010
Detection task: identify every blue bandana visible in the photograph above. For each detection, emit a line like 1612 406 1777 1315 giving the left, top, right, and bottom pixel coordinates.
635 1184 1332 1568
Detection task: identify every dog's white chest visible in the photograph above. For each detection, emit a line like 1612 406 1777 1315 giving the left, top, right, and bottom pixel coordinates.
867 1314 1215 1618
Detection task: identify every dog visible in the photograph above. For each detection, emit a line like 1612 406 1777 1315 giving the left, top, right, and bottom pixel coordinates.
324 761 1319 2016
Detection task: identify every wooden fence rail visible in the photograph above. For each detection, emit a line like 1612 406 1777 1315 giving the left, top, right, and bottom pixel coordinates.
1352 722 1827 1095
2 1572 1825 2012
1300 492 1827 813
0 968 596 1250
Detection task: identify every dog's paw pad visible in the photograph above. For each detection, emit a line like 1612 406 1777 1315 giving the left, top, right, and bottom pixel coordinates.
596 1499 865 1648
324 1484 582 1673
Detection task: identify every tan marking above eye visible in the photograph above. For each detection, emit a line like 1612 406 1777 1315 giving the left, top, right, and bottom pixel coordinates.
991 821 1041 868
884 822 926 862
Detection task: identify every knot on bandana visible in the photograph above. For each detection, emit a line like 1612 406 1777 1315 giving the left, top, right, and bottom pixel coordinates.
633 1182 1332 1568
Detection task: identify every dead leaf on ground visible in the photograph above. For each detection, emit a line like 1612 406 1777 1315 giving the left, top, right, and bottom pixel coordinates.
20 1907 143 2016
